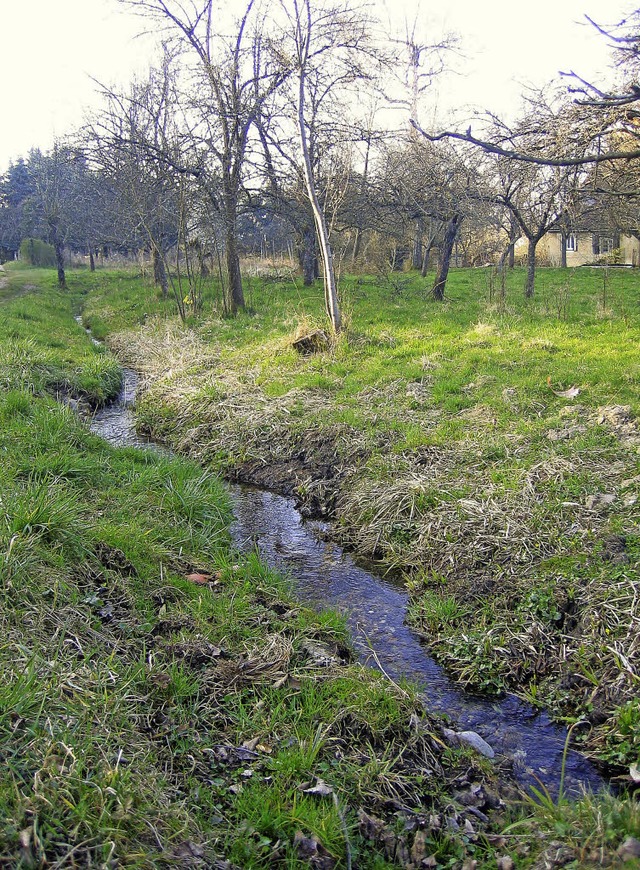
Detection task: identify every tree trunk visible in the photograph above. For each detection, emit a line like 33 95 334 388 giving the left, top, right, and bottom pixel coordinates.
297 63 341 332
560 232 567 268
351 227 362 264
421 242 432 277
49 219 66 288
89 248 96 272
432 215 460 301
223 192 245 313
300 225 317 286
55 241 66 289
152 246 169 299
412 218 423 270
508 243 515 269
525 237 537 298
225 227 244 313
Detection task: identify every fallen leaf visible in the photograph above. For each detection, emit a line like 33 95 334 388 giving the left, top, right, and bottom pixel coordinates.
186 572 212 585
358 809 387 840
629 763 640 783
293 830 337 868
170 840 206 862
617 837 640 860
303 779 333 796
547 376 580 399
242 737 260 752
410 830 428 864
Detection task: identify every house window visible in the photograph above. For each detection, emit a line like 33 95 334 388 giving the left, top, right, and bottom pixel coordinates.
600 237 614 254
566 233 577 252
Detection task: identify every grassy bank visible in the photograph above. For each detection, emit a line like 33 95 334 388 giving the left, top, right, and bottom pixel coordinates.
0 268 511 868
1 263 638 867
79 263 640 776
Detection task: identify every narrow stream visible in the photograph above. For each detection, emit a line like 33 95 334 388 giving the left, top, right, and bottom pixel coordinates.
85 345 606 797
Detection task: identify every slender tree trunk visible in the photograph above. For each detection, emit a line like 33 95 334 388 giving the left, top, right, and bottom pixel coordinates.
525 237 537 298
223 189 245 313
89 248 96 272
297 63 341 332
152 246 169 299
48 220 66 288
351 227 362 264
55 241 66 289
560 232 567 268
412 218 423 270
300 225 316 286
351 132 371 266
421 242 432 277
225 227 244 313
432 215 460 301
507 215 518 269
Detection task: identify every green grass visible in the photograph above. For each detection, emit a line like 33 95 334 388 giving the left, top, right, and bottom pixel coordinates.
2 262 639 867
0 267 492 868
76 261 640 770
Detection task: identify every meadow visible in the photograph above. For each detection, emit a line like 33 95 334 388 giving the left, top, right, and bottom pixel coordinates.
0 260 638 867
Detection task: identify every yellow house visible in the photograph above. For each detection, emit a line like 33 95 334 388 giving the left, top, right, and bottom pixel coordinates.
537 229 640 266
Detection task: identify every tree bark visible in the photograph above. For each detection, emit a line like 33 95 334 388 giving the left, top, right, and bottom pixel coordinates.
54 240 66 289
300 225 317 286
224 192 245 313
351 228 362 264
432 215 460 301
525 237 537 297
421 242 432 277
412 218 423 270
296 44 341 332
152 245 169 299
89 248 96 272
560 232 567 268
49 220 65 288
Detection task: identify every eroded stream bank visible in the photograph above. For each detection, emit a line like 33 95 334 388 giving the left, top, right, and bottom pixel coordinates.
88 359 606 797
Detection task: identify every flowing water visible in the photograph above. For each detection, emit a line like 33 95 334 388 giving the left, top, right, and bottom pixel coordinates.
86 352 606 797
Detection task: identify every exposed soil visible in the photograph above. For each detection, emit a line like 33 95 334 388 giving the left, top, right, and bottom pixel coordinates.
229 425 359 518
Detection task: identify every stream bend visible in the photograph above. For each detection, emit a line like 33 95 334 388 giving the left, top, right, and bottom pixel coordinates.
84 348 605 798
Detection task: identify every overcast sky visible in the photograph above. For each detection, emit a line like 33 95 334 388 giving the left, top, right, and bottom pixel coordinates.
0 0 633 173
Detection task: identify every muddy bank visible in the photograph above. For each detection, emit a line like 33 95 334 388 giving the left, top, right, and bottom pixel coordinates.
227 425 359 518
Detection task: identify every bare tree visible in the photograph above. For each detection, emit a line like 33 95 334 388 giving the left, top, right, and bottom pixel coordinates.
120 0 287 314
274 0 377 332
86 62 184 304
27 145 80 288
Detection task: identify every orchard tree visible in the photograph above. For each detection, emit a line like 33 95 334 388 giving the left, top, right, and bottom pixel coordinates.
273 0 378 332
121 0 287 314
86 61 184 299
25 145 83 288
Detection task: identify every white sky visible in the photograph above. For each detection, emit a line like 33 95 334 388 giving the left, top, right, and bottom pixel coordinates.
0 0 633 173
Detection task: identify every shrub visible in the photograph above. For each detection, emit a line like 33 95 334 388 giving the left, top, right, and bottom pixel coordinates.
20 237 57 267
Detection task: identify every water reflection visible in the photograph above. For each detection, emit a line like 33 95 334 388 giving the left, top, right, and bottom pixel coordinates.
230 485 604 796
